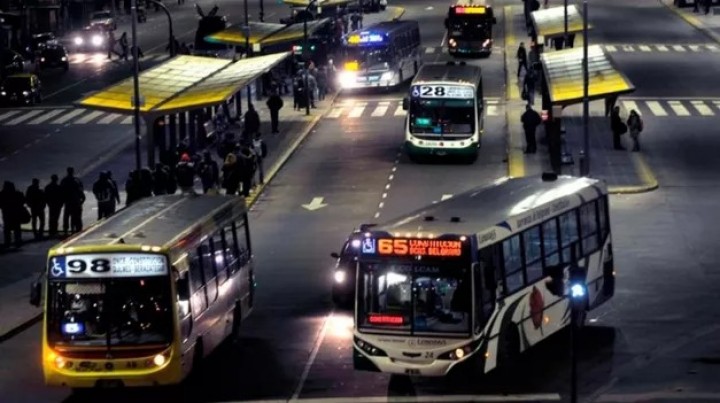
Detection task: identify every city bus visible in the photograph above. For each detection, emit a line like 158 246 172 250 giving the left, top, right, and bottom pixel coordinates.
31 194 255 388
337 20 421 90
445 0 497 56
402 61 484 163
351 174 615 376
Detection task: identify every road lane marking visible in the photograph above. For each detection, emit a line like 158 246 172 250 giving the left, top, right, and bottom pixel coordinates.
371 101 389 117
691 100 713 116
622 45 634 52
639 45 651 52
689 44 701 52
0 110 22 123
707 44 719 51
604 45 617 52
75 110 105 124
5 110 44 125
98 113 123 124
487 105 498 116
621 100 640 115
51 108 86 124
27 109 65 125
425 47 436 54
394 105 405 116
290 312 333 400
646 101 668 116
672 45 686 52
668 101 690 116
121 115 134 124
326 107 343 118
348 103 366 118
656 44 669 51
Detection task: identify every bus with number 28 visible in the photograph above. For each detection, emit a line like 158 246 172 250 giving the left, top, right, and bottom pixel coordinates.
351 174 615 376
403 61 484 163
32 194 255 388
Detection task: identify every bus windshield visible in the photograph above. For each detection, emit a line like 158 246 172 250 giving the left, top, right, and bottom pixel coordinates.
448 17 491 40
47 277 173 348
410 98 475 135
344 46 392 68
358 262 471 335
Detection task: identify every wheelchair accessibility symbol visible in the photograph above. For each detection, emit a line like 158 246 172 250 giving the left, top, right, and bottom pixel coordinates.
411 86 420 98
362 238 376 254
50 257 65 278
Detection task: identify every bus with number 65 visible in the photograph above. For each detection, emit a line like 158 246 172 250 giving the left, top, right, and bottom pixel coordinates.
31 194 255 389
351 174 615 377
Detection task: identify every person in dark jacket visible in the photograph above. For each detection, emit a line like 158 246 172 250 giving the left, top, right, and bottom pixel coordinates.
0 181 25 248
521 105 542 154
93 172 119 220
610 106 626 150
199 151 219 194
175 153 196 193
243 103 261 141
60 166 85 234
139 168 154 198
222 150 241 195
152 163 170 196
44 174 63 237
266 89 284 134
105 171 121 215
25 178 46 240
517 42 528 77
125 170 142 206
238 145 257 197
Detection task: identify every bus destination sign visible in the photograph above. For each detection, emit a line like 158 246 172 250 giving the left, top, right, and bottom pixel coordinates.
361 238 463 257
411 85 474 99
49 253 168 279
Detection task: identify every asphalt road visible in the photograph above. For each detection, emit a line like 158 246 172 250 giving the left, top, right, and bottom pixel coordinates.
1 0 720 402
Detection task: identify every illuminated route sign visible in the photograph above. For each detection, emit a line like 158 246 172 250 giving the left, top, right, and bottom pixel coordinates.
362 238 464 257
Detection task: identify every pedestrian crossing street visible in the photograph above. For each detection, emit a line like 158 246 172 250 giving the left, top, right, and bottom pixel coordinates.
422 43 720 55
326 98 503 120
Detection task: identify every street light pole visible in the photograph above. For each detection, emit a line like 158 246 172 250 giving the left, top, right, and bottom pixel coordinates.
131 0 142 171
303 15 310 116
147 0 176 56
568 244 585 403
581 0 589 176
260 0 265 22
563 0 568 49
244 0 252 106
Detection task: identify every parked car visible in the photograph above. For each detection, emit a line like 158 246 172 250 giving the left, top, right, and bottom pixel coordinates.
89 10 117 31
0 49 25 77
39 45 70 71
25 32 58 59
0 73 42 106
71 26 108 52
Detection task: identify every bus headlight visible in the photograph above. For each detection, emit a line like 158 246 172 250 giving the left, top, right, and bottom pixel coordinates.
339 71 357 88
153 354 166 366
449 38 457 47
74 36 83 45
380 71 394 81
355 337 388 357
91 34 103 46
334 270 346 284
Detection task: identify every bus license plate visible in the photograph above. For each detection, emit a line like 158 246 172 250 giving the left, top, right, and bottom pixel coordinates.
405 368 420 375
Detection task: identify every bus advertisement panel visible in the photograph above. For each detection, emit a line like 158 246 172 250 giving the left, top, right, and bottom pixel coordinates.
445 3 496 56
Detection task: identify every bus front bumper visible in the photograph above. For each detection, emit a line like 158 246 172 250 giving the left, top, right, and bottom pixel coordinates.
405 140 479 157
338 72 397 89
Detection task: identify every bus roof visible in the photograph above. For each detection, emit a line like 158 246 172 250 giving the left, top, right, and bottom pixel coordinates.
345 20 419 46
412 62 482 86
367 175 606 239
455 0 490 6
52 194 246 253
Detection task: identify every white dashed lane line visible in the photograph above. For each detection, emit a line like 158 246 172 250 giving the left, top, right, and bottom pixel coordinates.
374 148 403 219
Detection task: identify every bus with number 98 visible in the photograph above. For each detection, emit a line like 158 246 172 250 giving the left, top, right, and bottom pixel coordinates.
402 61 484 163
31 194 255 389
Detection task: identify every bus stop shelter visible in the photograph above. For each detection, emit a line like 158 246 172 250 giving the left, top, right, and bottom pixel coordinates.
204 19 332 51
531 5 591 48
77 52 291 167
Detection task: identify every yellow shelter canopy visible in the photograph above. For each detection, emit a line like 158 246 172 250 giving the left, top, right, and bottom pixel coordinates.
531 5 591 39
261 18 330 47
282 0 357 8
541 44 635 105
204 22 286 46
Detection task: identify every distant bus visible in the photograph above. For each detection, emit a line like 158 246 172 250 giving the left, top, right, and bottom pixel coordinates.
351 174 615 377
337 20 421 90
32 194 255 388
402 61 484 163
445 0 497 56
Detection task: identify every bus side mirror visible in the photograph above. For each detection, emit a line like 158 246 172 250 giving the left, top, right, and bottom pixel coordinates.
543 264 564 297
30 281 41 307
330 252 340 259
402 97 409 111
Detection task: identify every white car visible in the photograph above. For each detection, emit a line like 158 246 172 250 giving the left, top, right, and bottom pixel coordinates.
89 11 117 31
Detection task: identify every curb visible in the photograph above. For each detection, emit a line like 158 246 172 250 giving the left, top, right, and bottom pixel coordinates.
608 152 659 194
0 313 42 344
659 0 720 44
504 5 526 178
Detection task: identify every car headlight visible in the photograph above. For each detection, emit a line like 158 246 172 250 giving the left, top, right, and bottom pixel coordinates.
91 35 103 46
449 38 457 47
61 56 67 61
380 71 394 81
339 71 357 88
74 36 83 45
0 91 6 96
22 91 30 96
40 57 45 62
334 270 346 284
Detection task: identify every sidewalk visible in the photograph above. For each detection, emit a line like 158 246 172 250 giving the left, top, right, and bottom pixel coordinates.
503 5 658 194
661 0 720 43
0 6 405 343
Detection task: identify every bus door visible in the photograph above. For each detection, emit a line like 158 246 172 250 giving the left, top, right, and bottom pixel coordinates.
475 244 501 333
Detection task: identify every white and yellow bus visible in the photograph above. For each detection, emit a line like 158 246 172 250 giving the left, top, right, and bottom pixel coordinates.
31 194 255 388
402 61 484 163
351 174 615 376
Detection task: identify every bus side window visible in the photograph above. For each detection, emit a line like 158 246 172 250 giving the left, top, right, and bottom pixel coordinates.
598 196 609 240
579 201 599 254
224 225 239 275
234 220 250 266
543 218 560 267
559 210 580 263
212 232 227 285
199 240 218 303
502 235 523 294
523 225 543 283
188 249 208 315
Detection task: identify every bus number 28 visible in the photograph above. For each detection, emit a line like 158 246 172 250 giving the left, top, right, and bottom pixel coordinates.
421 86 445 96
67 258 111 273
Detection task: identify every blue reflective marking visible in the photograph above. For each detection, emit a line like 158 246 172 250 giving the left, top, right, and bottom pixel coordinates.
362 238 376 254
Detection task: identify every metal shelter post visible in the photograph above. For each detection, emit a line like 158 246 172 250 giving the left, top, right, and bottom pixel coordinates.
244 0 253 107
564 0 568 49
131 0 142 171
581 0 589 176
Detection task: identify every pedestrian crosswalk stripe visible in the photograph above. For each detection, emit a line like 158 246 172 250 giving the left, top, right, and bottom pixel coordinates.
121 115 133 124
622 100 640 115
668 101 690 116
6 109 44 125
76 110 104 124
98 113 123 124
672 45 686 52
394 105 405 116
487 105 498 117
707 44 718 50
0 110 22 123
639 45 652 52
622 45 634 52
371 102 389 117
714 101 720 110
51 108 85 124
327 107 343 118
646 101 668 116
27 108 65 124
657 45 669 51
605 45 617 52
691 100 713 116
425 47 436 54
348 103 366 118
689 45 701 52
